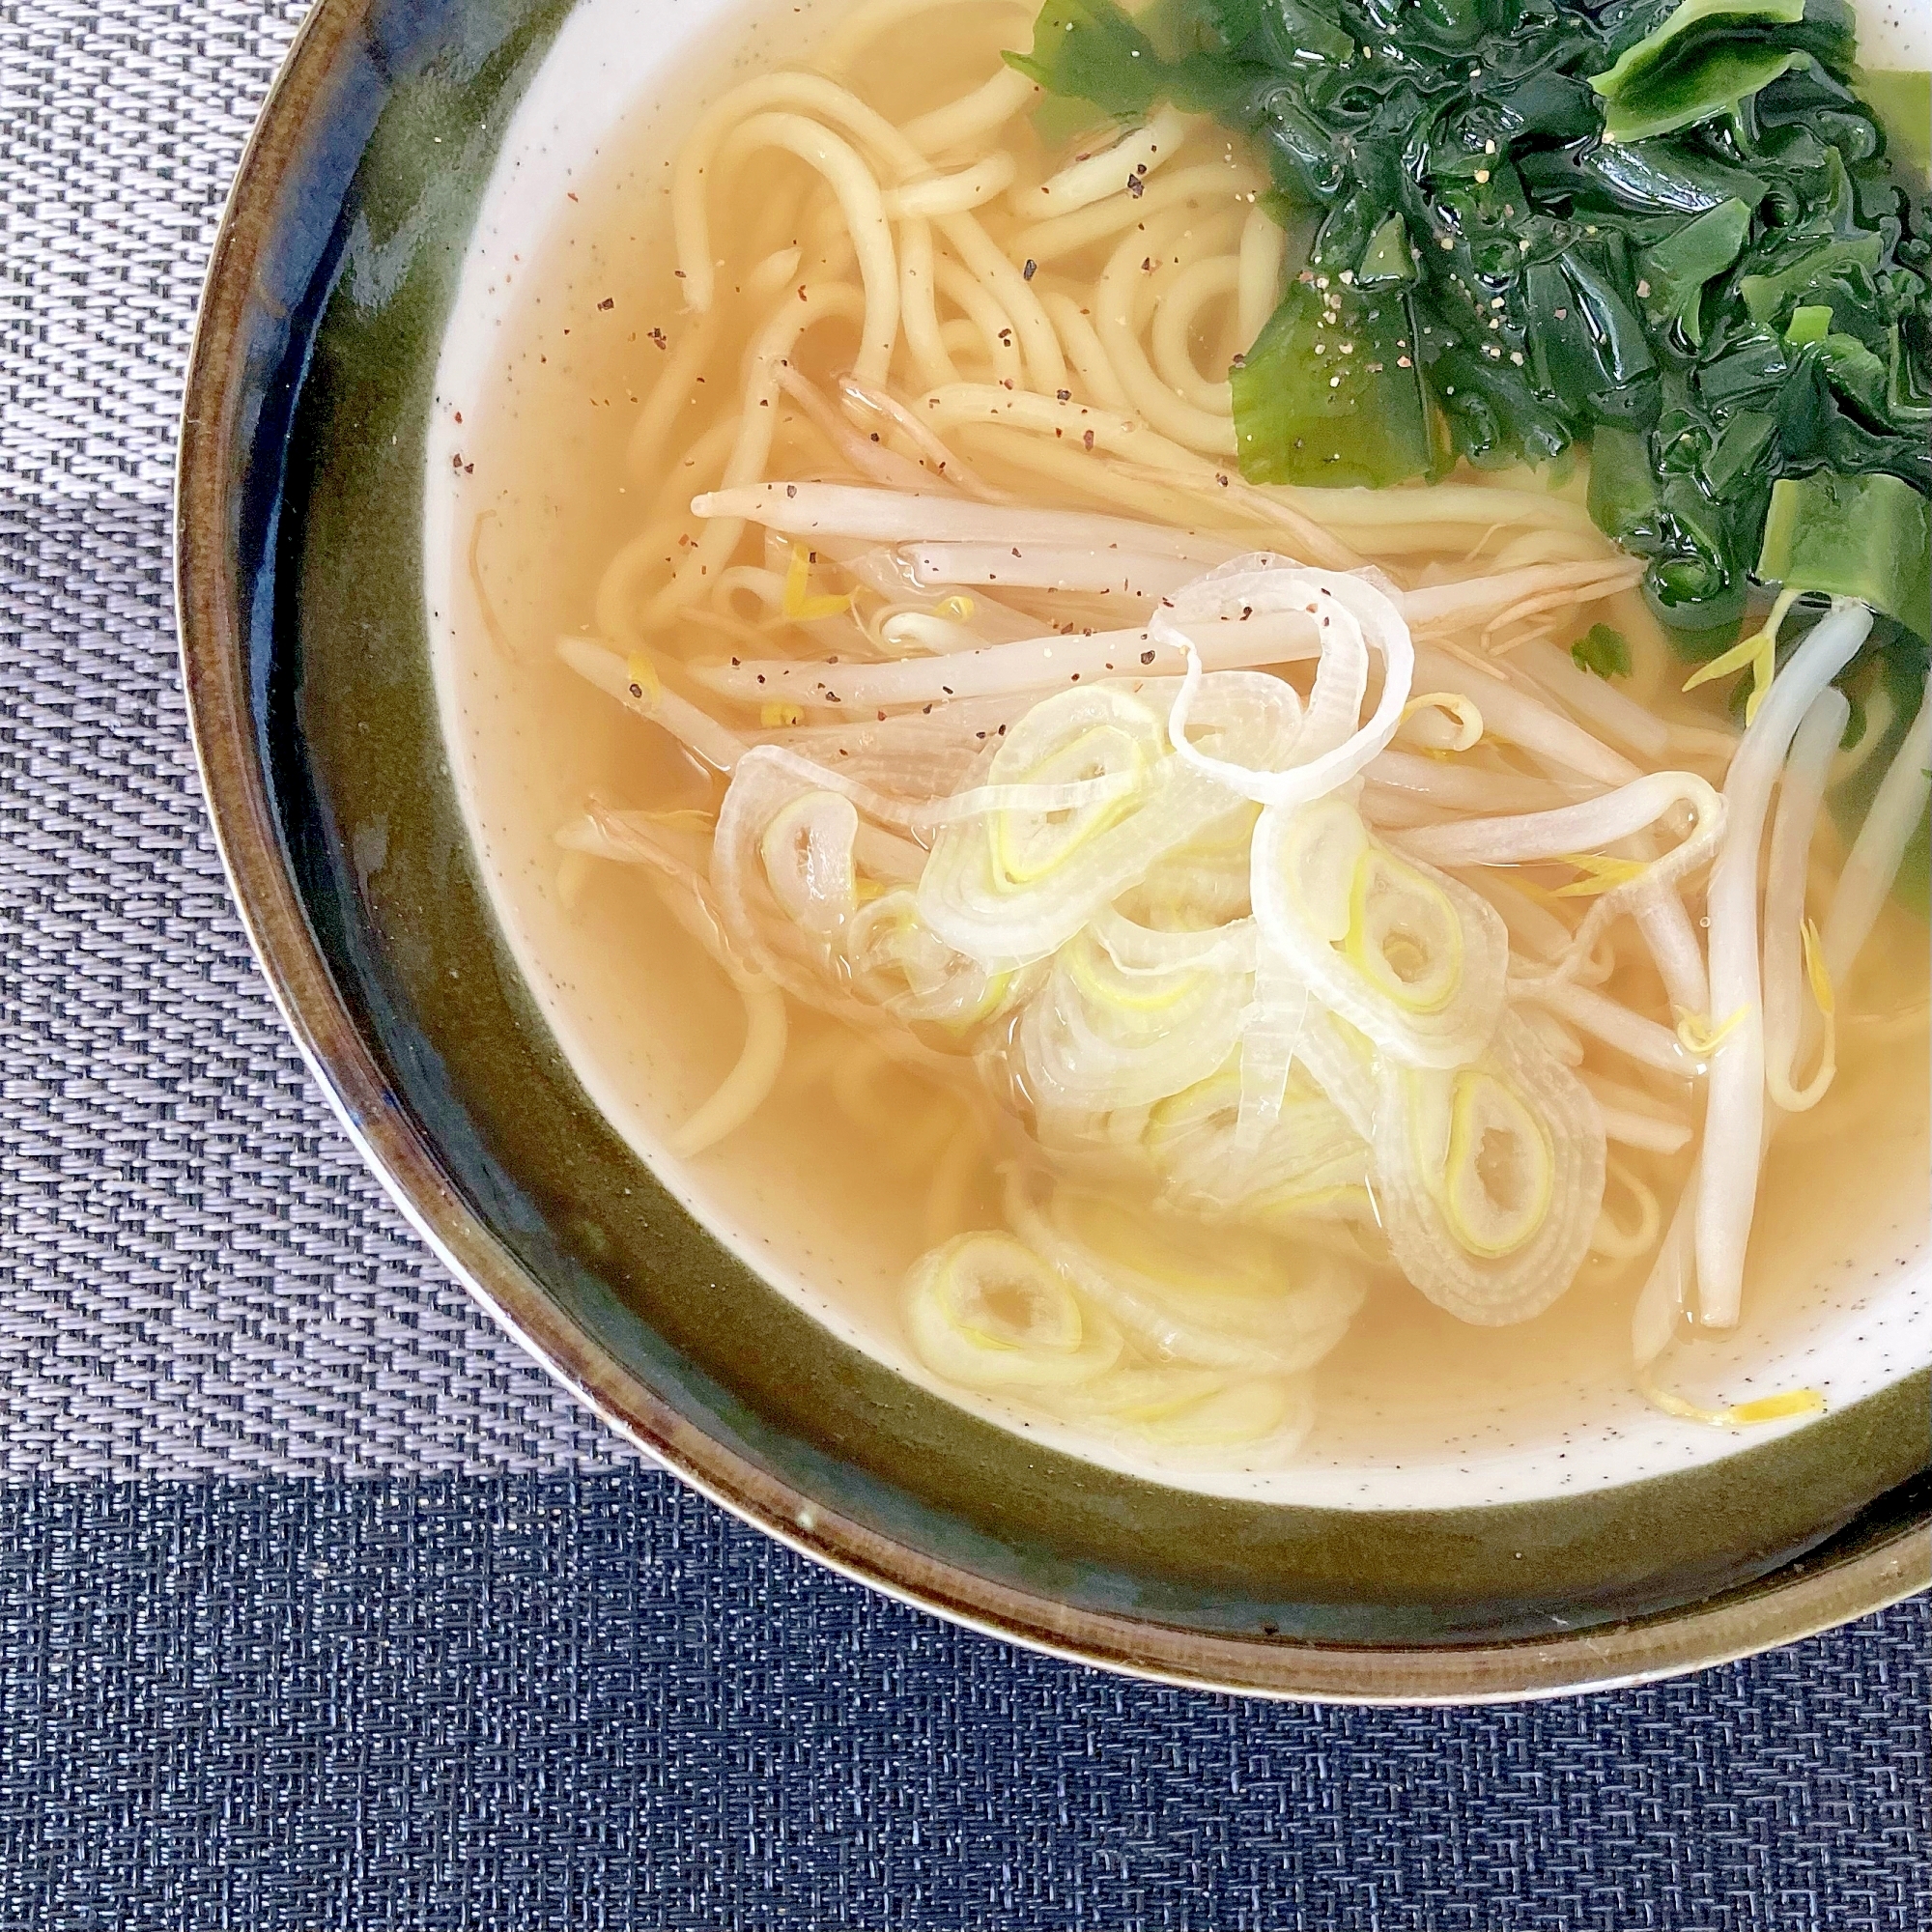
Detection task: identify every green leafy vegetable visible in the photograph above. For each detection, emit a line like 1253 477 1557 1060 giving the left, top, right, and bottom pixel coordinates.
1739 232 1884 327
1572 623 1634 677
1638 198 1751 346
1758 470 1932 643
1006 0 1163 118
1703 408 1777 493
1356 215 1416 287
1589 0 1854 144
1230 279 1437 488
1013 0 1931 691
1587 422 1749 635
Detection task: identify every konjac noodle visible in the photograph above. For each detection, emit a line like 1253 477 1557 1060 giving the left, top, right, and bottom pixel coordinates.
441 0 1931 1480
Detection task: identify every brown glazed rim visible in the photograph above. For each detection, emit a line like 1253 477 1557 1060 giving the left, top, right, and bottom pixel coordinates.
176 0 1929 1704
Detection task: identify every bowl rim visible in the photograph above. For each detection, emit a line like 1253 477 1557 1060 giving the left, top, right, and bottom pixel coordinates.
175 0 1930 1703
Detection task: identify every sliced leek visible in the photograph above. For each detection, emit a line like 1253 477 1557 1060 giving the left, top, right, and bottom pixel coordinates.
1373 1013 1605 1325
1019 923 1254 1111
1144 1062 1376 1232
917 676 1301 965
904 1231 1122 1390
1154 561 1415 810
1009 1179 1365 1376
1253 793 1509 1068
759 789 860 939
1044 1367 1318 1465
842 890 1031 1036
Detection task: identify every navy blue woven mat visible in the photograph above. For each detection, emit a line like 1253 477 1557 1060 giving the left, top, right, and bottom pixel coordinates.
1 1471 1926 1930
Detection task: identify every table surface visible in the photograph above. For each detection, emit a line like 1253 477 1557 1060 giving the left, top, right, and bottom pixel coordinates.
1 2 1926 1926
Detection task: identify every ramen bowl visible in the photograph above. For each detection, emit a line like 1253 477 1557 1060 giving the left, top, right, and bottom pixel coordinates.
178 0 1932 1700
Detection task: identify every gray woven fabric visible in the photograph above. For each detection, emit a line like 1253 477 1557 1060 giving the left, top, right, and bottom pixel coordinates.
0 497 627 1475
1 0 626 1476
2 0 307 504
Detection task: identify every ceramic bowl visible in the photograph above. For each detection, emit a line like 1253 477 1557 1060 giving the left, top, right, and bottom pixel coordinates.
179 0 1931 1700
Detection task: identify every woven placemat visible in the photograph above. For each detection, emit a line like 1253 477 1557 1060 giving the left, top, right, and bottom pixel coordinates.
2 0 619 1479
1 2 1926 1924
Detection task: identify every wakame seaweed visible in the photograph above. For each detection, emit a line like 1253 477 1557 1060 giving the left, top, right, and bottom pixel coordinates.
1009 0 1932 675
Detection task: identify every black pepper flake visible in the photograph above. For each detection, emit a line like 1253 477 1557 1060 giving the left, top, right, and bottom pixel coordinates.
597 297 614 310
1056 388 1071 402
1126 175 1144 198
1140 649 1156 665
785 483 798 497
1082 430 1095 449
1022 258 1037 281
